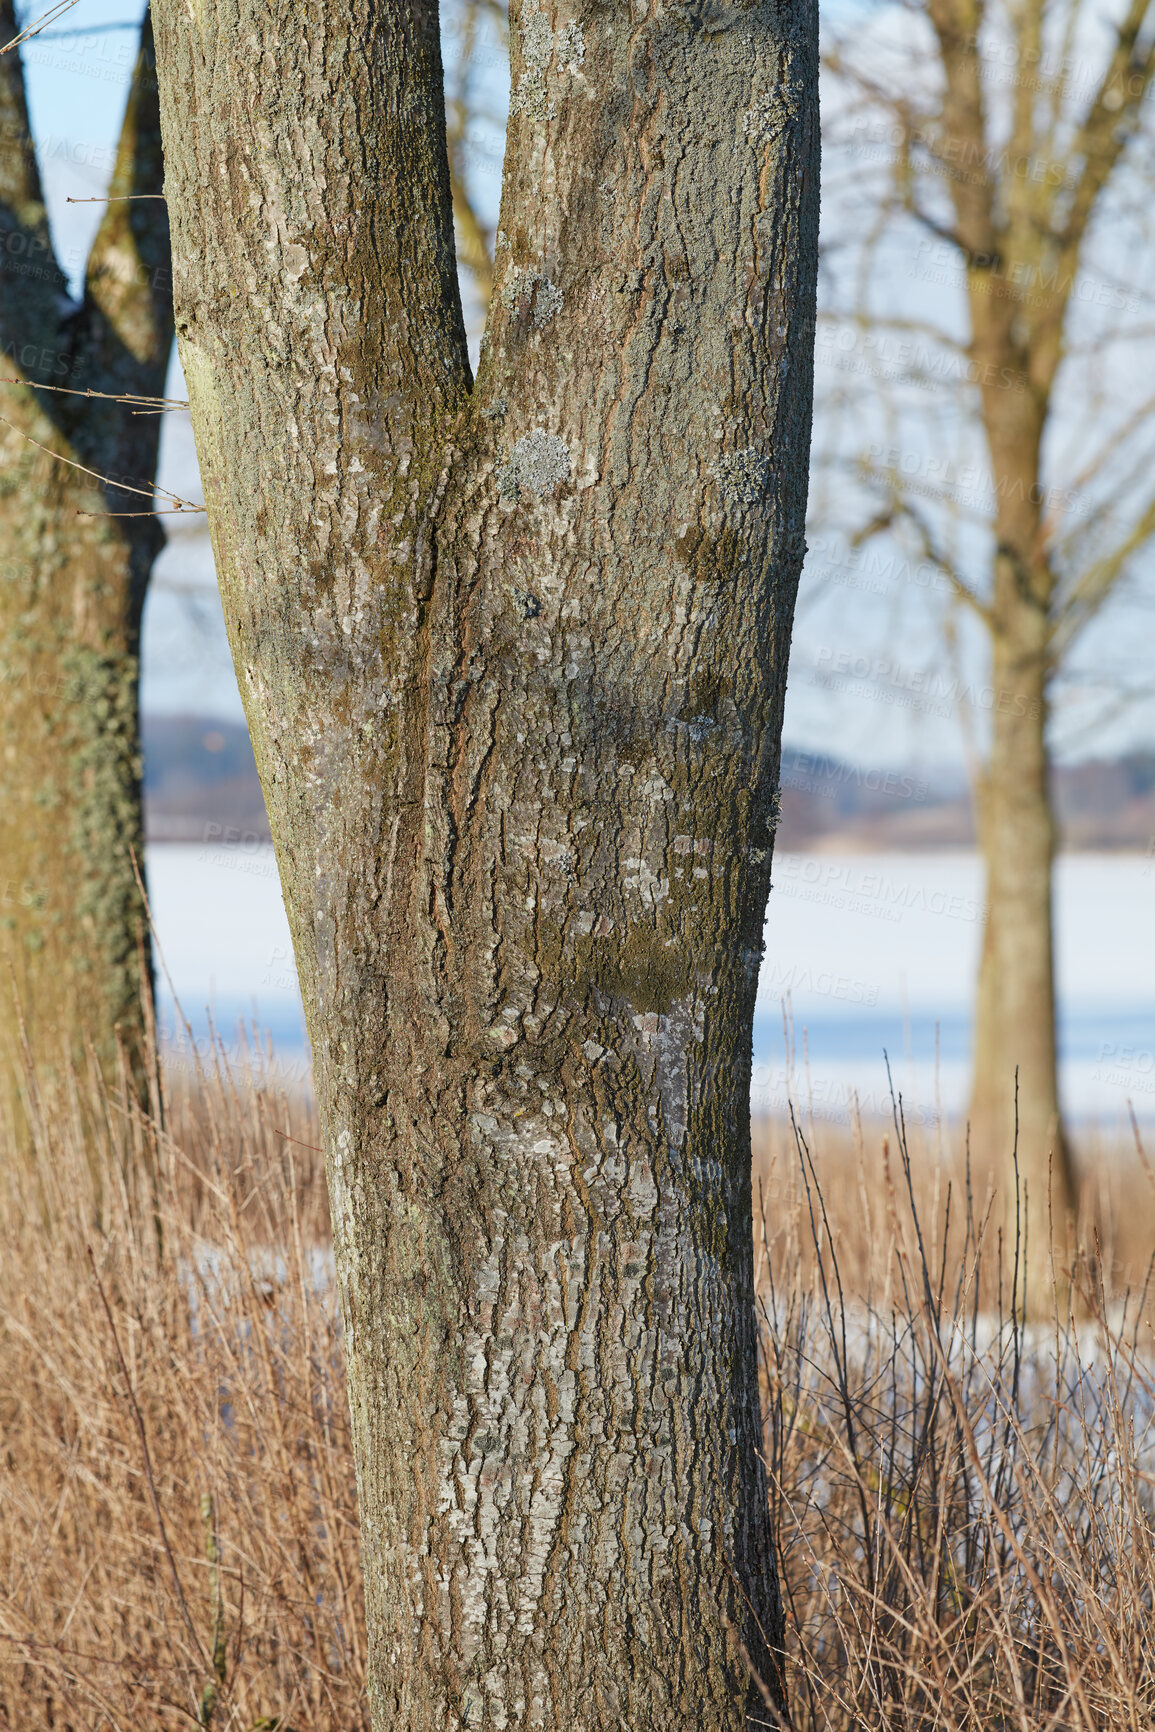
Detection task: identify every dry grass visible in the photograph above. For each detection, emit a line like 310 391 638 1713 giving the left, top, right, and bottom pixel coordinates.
752 1107 1155 1309
757 1106 1155 1730
1 1041 1153 1729
0 1045 361 1731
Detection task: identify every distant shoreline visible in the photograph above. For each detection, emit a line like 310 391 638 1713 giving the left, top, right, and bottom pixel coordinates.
143 716 1155 855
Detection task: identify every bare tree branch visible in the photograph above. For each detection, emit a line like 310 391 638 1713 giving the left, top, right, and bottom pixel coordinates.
925 0 999 258
1028 0 1155 384
1051 492 1155 655
850 492 993 625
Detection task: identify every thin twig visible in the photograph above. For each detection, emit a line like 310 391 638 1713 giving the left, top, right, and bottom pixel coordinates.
274 1127 325 1155
1 0 78 55
0 414 201 511
0 377 189 410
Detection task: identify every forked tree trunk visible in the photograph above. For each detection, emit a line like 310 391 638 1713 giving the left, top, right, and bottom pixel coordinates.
153 2 819 1725
0 7 173 1119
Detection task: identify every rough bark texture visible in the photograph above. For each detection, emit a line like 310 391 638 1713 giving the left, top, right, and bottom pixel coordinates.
0 7 173 1111
153 1 819 1725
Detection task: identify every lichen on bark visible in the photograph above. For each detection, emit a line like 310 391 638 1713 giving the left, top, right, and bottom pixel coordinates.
0 5 173 1119
151 0 820 1724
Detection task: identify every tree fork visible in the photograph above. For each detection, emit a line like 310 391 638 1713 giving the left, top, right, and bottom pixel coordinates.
153 2 819 1725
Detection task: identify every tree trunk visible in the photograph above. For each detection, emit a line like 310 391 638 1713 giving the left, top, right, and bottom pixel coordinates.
152 1 819 1725
970 637 1073 1298
966 348 1075 1299
0 7 173 1121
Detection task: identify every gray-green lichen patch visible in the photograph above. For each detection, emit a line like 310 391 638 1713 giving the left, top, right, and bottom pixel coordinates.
510 8 585 120
501 266 563 329
712 447 772 506
556 20 585 70
496 430 571 502
745 74 806 146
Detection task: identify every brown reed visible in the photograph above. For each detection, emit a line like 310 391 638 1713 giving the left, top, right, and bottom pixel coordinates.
1 1032 1152 1729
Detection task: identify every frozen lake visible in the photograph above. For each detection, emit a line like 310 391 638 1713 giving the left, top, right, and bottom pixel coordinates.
146 845 1155 1131
753 851 1153 1131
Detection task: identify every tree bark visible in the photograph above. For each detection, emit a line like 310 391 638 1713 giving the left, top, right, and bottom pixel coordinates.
966 293 1075 1293
153 0 819 1725
969 635 1072 1296
0 7 173 1117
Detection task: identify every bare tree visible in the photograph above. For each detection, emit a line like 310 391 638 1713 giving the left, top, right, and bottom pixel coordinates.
152 0 820 1725
0 4 174 1117
818 0 1155 1289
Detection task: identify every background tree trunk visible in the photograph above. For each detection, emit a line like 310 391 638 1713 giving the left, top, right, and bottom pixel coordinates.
966 332 1075 1293
970 640 1072 1297
0 6 173 1122
153 0 819 1726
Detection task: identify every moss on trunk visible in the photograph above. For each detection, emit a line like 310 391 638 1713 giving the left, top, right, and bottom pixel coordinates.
0 6 174 1124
